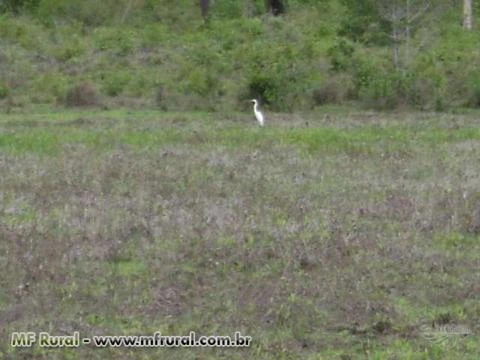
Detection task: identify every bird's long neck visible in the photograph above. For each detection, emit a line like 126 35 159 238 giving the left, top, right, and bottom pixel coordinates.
253 103 259 113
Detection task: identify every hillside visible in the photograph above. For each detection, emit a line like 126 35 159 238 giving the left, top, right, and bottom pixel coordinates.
0 0 479 112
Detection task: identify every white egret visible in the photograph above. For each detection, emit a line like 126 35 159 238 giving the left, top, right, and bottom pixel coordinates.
250 99 264 126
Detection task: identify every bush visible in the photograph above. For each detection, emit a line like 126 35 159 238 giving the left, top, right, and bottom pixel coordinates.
468 84 480 108
211 1 243 19
0 83 9 99
30 73 69 103
358 71 412 109
92 27 136 55
141 23 168 48
0 0 477 112
327 38 355 72
349 53 423 109
409 77 435 109
246 73 279 106
64 83 99 107
184 68 217 97
154 85 167 110
0 0 40 14
338 0 390 45
102 71 132 97
312 81 339 105
0 15 46 50
465 75 480 108
36 0 121 26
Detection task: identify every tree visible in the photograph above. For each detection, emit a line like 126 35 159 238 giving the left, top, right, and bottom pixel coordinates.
377 0 431 70
200 0 210 20
265 0 285 15
0 0 40 14
463 0 473 30
338 0 391 45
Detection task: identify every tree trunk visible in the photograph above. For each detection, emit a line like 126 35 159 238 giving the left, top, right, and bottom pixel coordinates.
463 0 473 30
121 0 135 23
389 6 400 71
200 0 209 20
265 0 285 16
405 0 411 67
243 0 254 17
392 24 400 70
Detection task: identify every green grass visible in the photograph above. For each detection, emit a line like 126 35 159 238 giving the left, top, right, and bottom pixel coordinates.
2 1 479 113
1 108 480 359
2 109 480 156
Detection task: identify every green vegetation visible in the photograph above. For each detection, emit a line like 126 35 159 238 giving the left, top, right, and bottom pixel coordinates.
0 0 479 111
1 1 480 359
1 109 480 358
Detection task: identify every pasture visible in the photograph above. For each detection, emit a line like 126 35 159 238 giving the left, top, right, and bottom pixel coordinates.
1 108 479 359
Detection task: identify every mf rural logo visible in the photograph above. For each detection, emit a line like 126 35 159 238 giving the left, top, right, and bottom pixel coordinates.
419 324 474 348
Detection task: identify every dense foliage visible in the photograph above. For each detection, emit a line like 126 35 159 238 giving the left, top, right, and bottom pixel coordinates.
0 0 479 111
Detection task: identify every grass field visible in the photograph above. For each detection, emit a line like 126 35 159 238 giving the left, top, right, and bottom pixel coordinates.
1 108 479 359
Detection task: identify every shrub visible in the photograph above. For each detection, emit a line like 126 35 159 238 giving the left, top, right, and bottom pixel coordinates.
327 38 355 72
126 72 151 97
102 71 132 97
49 24 86 61
182 68 217 97
312 81 339 105
466 77 480 108
0 83 9 99
0 0 40 14
64 82 99 107
30 72 69 103
92 27 136 55
409 77 435 109
363 72 410 109
246 73 279 106
141 23 168 48
154 85 167 110
36 0 121 26
338 0 390 45
243 59 310 111
0 15 46 50
211 1 242 19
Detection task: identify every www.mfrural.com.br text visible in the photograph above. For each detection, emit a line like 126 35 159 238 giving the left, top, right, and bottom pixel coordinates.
11 331 252 348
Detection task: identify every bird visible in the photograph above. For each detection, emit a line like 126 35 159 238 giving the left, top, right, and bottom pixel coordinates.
250 99 264 126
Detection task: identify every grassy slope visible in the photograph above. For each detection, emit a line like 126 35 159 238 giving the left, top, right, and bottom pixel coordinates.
0 2 341 111
1 108 480 359
1 2 479 112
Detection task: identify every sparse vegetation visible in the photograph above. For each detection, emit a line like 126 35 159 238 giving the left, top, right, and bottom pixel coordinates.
1 109 480 359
